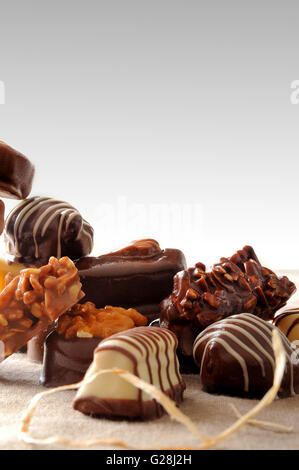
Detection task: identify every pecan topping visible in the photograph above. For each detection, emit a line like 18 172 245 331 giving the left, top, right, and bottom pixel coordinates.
0 256 84 359
57 302 148 339
160 246 296 357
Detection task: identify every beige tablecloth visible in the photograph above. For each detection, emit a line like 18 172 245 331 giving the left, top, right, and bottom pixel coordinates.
0 270 299 451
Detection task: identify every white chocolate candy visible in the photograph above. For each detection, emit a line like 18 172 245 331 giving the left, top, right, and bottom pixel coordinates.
73 326 185 419
274 309 299 346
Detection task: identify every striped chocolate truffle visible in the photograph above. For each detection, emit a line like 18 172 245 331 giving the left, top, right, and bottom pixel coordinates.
73 326 186 420
193 313 299 398
4 196 94 266
273 309 299 345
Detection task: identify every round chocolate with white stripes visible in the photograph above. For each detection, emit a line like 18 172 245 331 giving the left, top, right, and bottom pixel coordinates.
73 326 186 419
4 196 94 266
193 313 299 398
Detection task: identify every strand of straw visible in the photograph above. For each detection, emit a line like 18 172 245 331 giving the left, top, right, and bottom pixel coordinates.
19 329 288 450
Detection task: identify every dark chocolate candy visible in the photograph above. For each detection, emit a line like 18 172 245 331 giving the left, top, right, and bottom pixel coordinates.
0 141 35 199
149 318 199 374
0 200 4 235
41 302 148 385
4 196 94 266
40 331 101 387
75 239 186 322
193 313 299 398
27 324 56 363
160 246 296 360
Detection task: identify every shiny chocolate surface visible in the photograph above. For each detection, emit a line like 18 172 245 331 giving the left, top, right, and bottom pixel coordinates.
4 196 94 266
160 246 296 359
41 331 101 387
193 313 299 398
76 239 186 320
0 141 34 199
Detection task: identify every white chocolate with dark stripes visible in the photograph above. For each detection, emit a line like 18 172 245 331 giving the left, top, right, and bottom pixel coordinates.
274 309 299 345
73 326 185 419
193 313 299 398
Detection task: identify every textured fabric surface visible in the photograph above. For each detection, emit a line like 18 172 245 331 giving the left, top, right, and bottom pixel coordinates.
0 270 298 451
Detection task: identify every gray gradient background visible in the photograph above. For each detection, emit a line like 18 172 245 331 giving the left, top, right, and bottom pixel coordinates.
0 0 298 268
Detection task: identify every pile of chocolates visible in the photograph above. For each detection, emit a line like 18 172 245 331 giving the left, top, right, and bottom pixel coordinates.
159 245 296 371
0 141 299 421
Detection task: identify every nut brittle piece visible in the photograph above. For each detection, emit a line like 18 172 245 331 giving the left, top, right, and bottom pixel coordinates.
57 302 147 339
0 256 84 359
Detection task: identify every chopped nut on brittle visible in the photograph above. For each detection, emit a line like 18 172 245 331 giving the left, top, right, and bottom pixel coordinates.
57 302 147 339
0 256 84 359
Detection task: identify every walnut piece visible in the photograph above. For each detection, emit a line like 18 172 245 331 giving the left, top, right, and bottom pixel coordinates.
0 256 84 359
57 302 148 339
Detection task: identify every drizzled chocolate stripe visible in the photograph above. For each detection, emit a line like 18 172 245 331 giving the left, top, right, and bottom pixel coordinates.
94 327 183 415
158 327 184 389
151 330 171 392
274 309 299 340
134 332 158 415
99 337 147 416
5 197 93 260
193 313 296 396
98 327 182 388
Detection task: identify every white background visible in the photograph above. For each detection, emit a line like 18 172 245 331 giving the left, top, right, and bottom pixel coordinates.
1 0 299 269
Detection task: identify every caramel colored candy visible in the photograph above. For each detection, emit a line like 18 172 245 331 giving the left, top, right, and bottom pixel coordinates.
0 256 84 360
57 302 147 340
0 258 27 292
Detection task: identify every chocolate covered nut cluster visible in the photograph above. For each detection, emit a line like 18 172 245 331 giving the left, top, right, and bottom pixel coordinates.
0 256 84 359
160 246 296 362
